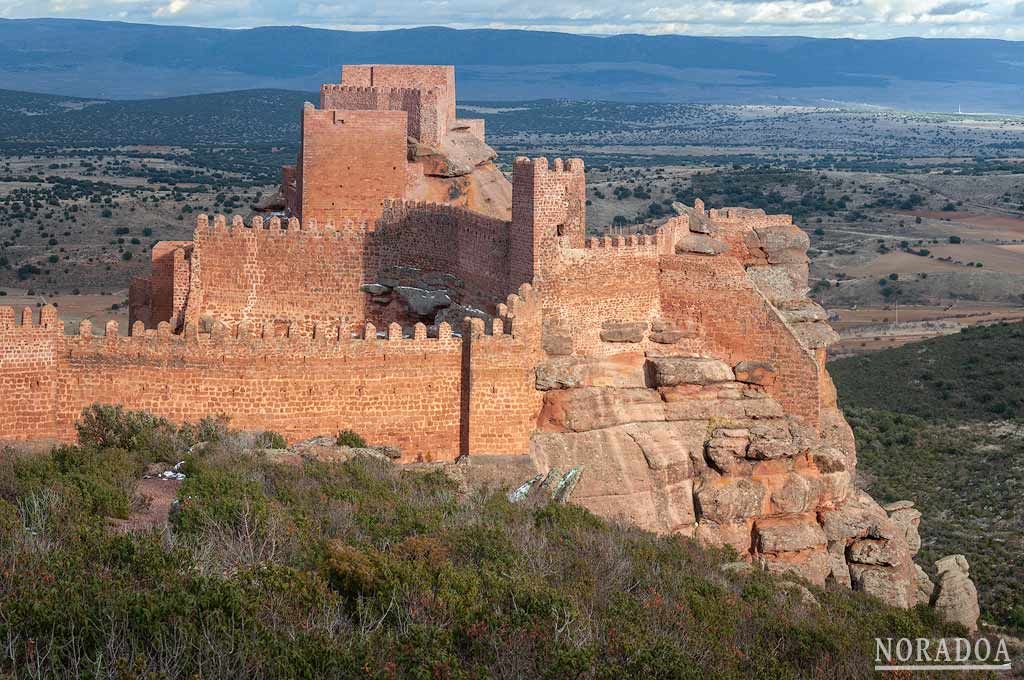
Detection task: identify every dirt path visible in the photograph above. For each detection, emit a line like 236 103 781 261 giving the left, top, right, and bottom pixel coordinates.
110 478 181 532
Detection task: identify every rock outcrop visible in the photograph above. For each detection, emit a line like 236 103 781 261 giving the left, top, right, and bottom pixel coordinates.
525 360 925 603
932 555 981 632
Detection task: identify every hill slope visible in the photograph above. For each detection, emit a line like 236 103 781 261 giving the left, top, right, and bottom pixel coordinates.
0 406 976 678
831 323 1024 630
831 322 1024 422
2 19 1024 111
0 88 310 146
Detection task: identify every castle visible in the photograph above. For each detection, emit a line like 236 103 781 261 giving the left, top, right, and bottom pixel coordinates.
0 66 954 617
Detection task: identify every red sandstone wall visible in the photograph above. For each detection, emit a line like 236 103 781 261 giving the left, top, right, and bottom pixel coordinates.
513 157 666 356
510 157 587 288
0 307 62 441
540 244 664 356
128 277 151 329
0 299 543 462
455 119 485 141
462 286 543 456
152 242 192 327
321 85 444 147
374 200 514 307
281 165 298 215
185 215 371 336
53 324 463 462
658 254 821 425
341 65 455 136
297 106 408 223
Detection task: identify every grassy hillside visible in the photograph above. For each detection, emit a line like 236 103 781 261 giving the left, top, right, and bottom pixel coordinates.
831 322 1024 631
0 406 969 679
831 322 1024 422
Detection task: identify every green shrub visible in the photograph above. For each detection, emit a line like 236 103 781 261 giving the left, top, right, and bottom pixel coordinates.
336 429 366 448
254 430 287 449
75 404 178 460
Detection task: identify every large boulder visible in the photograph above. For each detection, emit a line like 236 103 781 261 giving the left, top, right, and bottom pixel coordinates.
695 477 766 523
649 357 735 386
849 564 913 609
754 515 827 554
676 234 729 256
913 564 935 607
847 538 902 567
885 501 923 555
394 286 452 317
538 387 664 432
529 424 698 534
932 555 981 632
535 354 647 391
600 321 648 343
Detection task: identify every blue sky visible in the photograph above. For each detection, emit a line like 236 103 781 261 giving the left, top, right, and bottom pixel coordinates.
3 0 1024 39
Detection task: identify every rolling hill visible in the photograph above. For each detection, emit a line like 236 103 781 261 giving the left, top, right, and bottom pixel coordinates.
1 18 1024 112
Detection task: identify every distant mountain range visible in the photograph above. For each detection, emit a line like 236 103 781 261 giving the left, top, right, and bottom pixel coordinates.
1 18 1024 112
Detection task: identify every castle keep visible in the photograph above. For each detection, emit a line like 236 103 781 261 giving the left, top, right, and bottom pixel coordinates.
0 66 941 612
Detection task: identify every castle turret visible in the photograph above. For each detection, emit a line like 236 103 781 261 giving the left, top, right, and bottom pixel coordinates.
509 157 586 286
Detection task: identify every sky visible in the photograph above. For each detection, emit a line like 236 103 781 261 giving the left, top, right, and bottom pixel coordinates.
3 0 1024 40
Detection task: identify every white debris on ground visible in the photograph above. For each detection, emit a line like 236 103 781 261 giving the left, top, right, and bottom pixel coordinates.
145 461 186 481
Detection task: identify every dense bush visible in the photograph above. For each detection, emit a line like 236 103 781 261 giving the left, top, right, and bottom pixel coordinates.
0 407 974 678
336 429 367 448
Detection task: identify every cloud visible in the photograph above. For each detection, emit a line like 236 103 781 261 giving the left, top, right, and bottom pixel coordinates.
2 0 1024 38
927 0 985 14
154 0 189 16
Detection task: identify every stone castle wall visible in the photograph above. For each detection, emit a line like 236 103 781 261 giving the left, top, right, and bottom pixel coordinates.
374 200 516 307
340 65 455 143
296 106 408 223
183 215 371 336
0 285 543 463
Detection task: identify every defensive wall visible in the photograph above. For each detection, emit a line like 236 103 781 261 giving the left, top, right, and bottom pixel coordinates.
0 285 542 463
96 154 826 455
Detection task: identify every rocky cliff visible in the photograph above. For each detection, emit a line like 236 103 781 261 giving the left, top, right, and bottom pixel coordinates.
454 201 978 624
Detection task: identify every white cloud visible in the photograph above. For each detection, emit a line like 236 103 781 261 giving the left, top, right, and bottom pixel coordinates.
154 0 189 16
3 0 1024 38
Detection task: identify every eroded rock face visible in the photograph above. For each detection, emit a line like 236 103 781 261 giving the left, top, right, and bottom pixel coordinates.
498 201 970 624
535 354 647 391
932 555 981 632
676 234 729 255
519 355 942 610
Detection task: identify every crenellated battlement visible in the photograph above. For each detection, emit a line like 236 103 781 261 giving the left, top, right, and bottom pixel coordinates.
0 305 61 331
321 84 445 97
66 316 463 358
193 213 369 240
487 283 541 341
514 156 585 176
585 233 659 250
